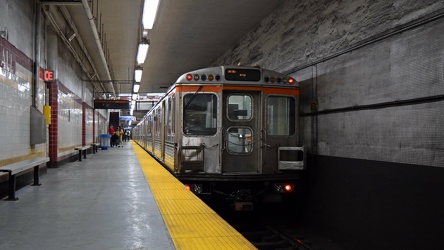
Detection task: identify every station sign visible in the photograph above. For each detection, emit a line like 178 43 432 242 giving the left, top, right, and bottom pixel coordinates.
94 99 130 109
39 69 54 82
120 116 136 121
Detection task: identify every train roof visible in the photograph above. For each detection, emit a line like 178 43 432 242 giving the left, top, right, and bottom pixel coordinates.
174 65 299 88
135 66 300 125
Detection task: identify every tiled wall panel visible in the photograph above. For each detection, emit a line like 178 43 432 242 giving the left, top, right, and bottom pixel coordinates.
85 105 93 145
57 84 82 151
0 44 46 163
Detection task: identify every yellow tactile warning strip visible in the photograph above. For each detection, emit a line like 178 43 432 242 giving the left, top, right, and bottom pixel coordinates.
131 141 257 250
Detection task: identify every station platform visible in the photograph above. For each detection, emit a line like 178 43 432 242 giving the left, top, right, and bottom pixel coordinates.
0 141 255 250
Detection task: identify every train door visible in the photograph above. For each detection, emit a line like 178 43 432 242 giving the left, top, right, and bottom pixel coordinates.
222 91 261 173
263 95 298 173
160 100 166 161
154 106 162 158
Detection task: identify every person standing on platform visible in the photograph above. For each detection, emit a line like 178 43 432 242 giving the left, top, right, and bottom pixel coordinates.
118 126 124 146
108 125 115 147
115 126 123 147
125 129 131 141
123 129 127 142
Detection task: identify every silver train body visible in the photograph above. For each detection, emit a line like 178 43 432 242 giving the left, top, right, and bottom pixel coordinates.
133 66 305 210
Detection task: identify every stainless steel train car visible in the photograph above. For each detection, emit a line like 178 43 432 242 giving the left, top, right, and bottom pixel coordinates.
133 65 305 210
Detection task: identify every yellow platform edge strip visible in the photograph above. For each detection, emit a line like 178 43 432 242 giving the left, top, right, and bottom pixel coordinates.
130 141 256 250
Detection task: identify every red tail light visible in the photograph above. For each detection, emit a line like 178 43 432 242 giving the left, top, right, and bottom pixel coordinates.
284 184 293 192
184 184 203 194
274 183 294 193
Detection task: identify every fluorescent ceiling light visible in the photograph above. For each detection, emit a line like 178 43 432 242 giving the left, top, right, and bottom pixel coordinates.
133 83 140 93
142 0 160 29
137 41 149 64
135 67 143 82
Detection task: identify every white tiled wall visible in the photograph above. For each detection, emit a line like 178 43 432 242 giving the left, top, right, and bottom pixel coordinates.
85 107 93 144
58 91 82 149
0 65 46 161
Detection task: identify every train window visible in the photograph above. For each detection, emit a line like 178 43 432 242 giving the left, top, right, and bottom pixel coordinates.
266 96 295 135
227 94 252 121
166 97 175 142
155 107 162 139
226 127 253 154
183 94 217 135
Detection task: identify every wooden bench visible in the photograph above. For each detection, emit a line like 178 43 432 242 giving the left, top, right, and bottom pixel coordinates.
74 145 92 161
0 157 49 201
91 143 100 154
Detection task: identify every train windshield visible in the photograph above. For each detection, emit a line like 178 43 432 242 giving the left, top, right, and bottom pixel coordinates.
183 93 218 135
266 96 296 135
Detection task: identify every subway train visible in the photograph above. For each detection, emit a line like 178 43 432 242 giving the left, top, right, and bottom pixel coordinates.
133 65 305 210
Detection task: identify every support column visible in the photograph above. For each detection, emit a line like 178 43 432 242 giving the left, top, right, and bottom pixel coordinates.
47 81 58 167
82 102 86 146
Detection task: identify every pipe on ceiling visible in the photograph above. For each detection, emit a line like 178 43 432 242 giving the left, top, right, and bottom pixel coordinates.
43 8 92 81
32 1 41 108
81 0 116 97
59 6 107 94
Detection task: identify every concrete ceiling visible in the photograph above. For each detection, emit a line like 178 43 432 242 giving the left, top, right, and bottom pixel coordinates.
142 0 284 94
42 0 283 122
61 0 283 98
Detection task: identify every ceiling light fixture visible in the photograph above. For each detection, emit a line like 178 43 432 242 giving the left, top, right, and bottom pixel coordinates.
135 66 143 82
67 30 76 42
133 83 140 93
136 39 150 64
142 0 160 29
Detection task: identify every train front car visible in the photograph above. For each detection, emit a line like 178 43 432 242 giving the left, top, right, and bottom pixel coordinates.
174 66 305 211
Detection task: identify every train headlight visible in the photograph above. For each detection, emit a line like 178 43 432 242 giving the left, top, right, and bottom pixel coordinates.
186 74 193 81
288 77 295 84
274 183 294 193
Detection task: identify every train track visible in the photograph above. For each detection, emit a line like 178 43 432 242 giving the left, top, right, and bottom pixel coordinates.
239 225 317 250
217 205 343 250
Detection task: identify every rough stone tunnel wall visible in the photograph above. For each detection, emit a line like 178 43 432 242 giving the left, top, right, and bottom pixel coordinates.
214 0 444 167
213 1 444 249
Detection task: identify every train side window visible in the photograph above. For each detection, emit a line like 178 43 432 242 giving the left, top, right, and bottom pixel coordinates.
266 96 295 136
183 93 217 135
166 97 175 142
155 107 162 138
227 94 252 121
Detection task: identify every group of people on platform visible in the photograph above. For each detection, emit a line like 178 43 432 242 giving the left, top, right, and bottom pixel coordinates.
108 125 132 148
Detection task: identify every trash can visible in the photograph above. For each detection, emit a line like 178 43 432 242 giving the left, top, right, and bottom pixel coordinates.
99 134 111 150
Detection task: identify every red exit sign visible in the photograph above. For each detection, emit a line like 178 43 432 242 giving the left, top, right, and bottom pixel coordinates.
39 69 54 82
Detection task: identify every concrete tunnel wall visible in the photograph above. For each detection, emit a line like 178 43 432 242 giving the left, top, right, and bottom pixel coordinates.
213 0 444 249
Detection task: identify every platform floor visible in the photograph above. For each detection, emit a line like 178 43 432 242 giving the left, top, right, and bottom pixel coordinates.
0 141 255 250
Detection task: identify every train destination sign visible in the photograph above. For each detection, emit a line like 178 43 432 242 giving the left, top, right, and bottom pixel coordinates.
225 68 261 81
